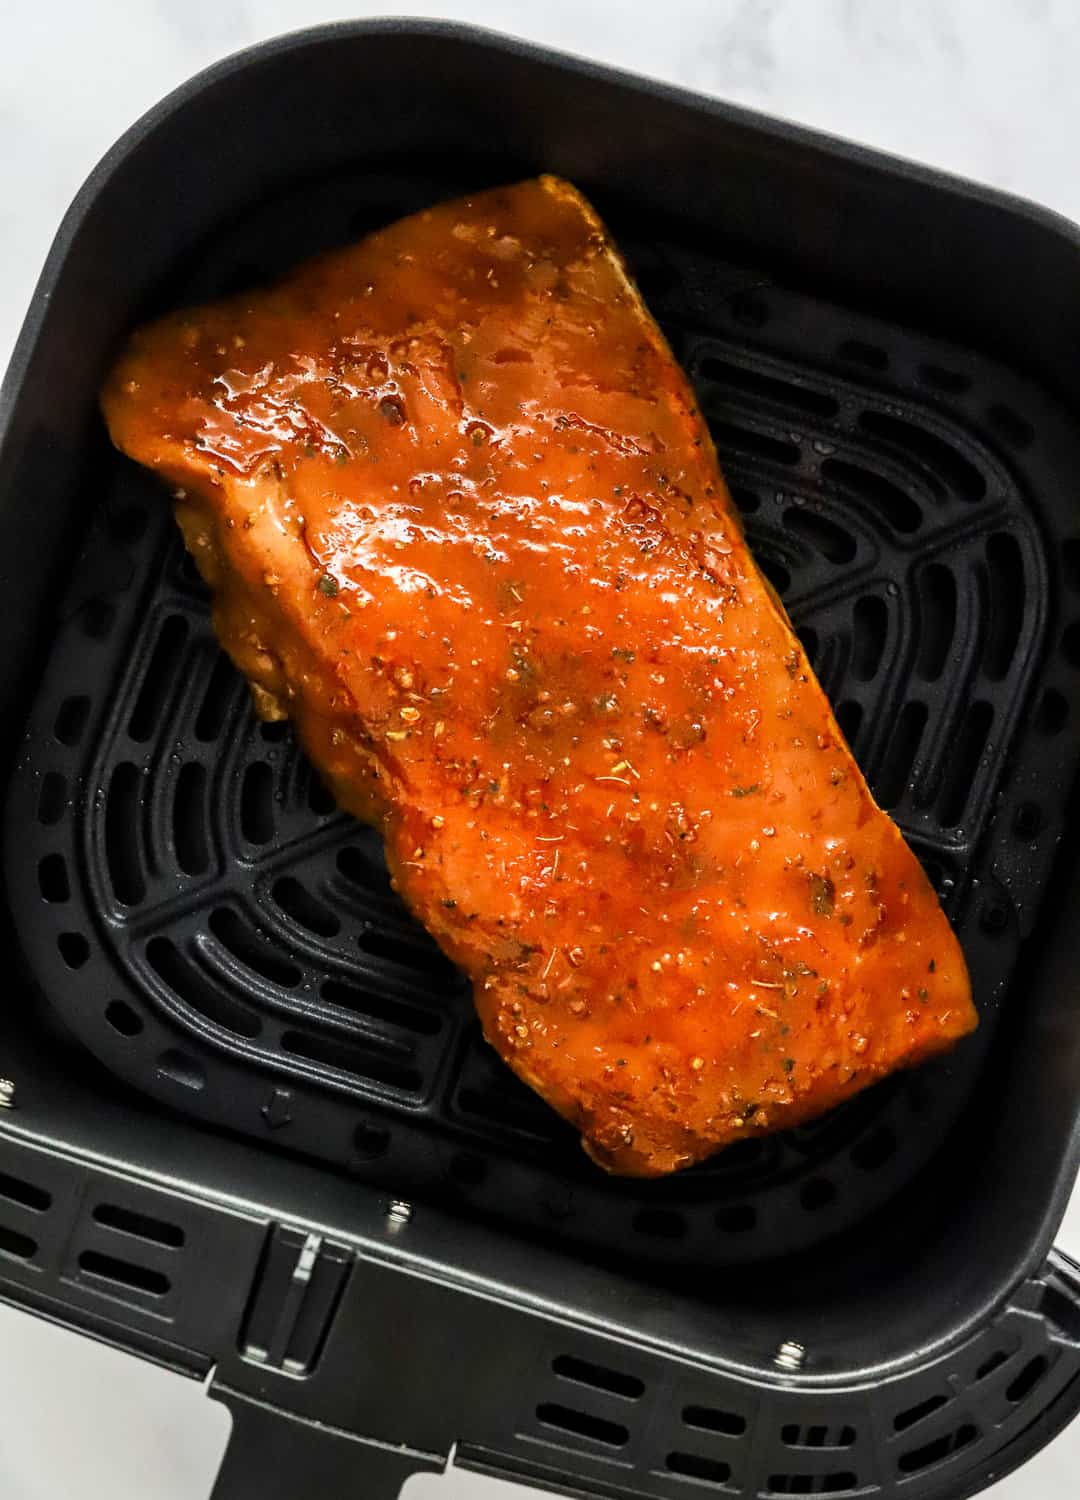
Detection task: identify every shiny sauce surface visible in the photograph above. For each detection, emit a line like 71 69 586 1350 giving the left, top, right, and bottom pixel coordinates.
103 176 975 1175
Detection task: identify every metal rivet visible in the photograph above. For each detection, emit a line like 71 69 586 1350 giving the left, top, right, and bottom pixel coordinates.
775 1340 806 1372
0 1079 16 1110
387 1199 413 1225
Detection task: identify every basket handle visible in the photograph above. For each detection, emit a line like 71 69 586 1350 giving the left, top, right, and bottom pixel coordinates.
209 1388 443 1500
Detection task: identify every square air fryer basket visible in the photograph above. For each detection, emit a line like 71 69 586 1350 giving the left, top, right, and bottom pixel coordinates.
4 22 1080 1500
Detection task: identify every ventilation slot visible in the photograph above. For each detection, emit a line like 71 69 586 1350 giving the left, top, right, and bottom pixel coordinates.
767 1473 857 1495
280 1031 422 1093
156 1049 206 1091
147 935 262 1038
851 596 888 681
105 999 144 1037
798 626 819 669
54 694 90 746
894 1393 948 1432
78 1249 170 1298
897 1423 977 1474
975 1349 1011 1382
177 551 204 590
684 1406 747 1437
1062 622 1080 669
632 1208 687 1240
708 419 800 467
535 1404 628 1449
240 762 276 845
553 1355 645 1401
730 486 760 514
37 853 69 903
0 1172 51 1213
822 459 921 533
699 356 839 418
273 876 341 937
666 1452 732 1486
938 702 993 827
208 908 301 989
758 553 792 596
173 762 210 875
837 339 887 371
799 1177 836 1212
358 924 457 981
713 1136 767 1173
37 771 67 825
715 1203 757 1233
1036 688 1068 735
307 771 337 817
783 508 856 564
916 564 956 681
321 978 441 1036
983 533 1025 680
875 701 927 809
1006 1354 1049 1403
93 1203 185 1249
859 411 985 503
633 261 680 301
129 616 188 741
905 1074 933 1116
336 842 394 897
58 932 89 969
1063 539 1080 594
195 652 238 742
0 1227 37 1261
834 701 863 751
457 1089 554 1139
105 762 146 906
781 1425 855 1449
457 1065 556 1138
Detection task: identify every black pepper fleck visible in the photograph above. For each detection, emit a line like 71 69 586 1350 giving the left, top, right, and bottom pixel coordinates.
809 872 835 917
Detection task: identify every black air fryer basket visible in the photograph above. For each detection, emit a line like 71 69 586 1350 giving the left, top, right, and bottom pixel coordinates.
4 22 1080 1500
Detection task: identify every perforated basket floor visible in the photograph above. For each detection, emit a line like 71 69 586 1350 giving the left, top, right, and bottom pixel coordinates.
9 170 1080 1269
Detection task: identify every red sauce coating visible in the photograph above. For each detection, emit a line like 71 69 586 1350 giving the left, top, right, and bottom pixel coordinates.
102 176 975 1175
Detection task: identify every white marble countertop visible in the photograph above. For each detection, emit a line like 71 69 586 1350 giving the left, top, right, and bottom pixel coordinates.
2 3 1080 1497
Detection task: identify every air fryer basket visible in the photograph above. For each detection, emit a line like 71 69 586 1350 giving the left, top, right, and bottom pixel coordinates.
4 22 1080 1500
